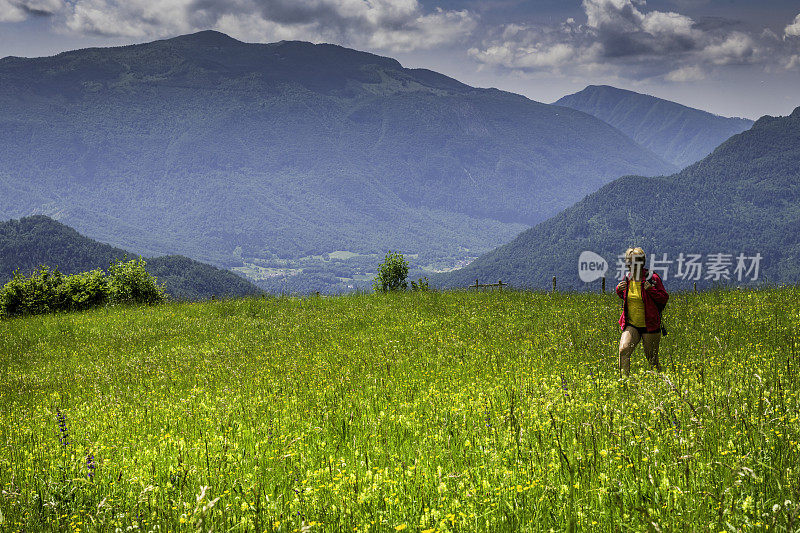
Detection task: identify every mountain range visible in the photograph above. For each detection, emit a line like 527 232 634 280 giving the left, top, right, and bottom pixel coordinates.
1 32 775 293
0 216 262 300
555 85 753 168
0 30 678 291
434 107 800 291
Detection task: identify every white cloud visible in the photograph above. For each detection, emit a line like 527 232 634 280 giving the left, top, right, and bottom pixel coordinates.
786 13 800 38
214 13 319 44
0 0 28 22
66 0 194 38
469 0 706 74
641 10 696 38
699 32 755 65
363 8 476 52
583 0 644 31
469 38 607 72
59 0 476 52
664 64 705 81
469 40 580 70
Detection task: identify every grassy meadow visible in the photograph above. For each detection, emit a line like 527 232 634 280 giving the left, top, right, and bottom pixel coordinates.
1 288 799 532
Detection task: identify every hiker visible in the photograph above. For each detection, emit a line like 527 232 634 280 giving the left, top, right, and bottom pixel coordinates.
615 247 669 375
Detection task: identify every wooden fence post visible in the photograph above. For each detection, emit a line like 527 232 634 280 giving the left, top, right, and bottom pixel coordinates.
468 280 510 292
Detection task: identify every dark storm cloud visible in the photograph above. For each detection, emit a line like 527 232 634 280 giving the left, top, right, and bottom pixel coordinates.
18 4 56 16
185 0 434 43
188 0 348 28
596 27 699 58
691 16 742 32
0 0 62 21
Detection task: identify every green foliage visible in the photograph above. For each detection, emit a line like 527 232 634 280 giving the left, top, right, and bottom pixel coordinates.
56 269 110 311
0 259 164 318
0 289 798 530
410 276 430 291
373 251 409 292
0 266 65 317
106 258 166 305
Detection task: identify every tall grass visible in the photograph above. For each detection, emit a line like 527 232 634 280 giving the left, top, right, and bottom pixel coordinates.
1 289 798 531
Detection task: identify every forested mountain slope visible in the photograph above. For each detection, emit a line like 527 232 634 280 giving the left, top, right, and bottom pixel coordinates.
0 216 262 300
556 85 753 168
435 107 800 290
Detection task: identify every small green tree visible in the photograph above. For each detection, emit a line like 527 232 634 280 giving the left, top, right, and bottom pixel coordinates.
0 266 64 317
107 258 166 304
373 251 409 292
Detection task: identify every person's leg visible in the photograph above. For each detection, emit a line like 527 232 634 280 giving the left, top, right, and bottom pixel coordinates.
618 326 641 376
642 332 662 371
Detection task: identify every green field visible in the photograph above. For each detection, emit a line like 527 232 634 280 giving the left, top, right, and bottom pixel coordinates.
1 289 798 531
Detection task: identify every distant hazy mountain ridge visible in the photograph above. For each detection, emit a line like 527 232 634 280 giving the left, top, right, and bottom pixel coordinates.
0 216 262 300
434 106 800 290
555 85 753 168
0 31 675 291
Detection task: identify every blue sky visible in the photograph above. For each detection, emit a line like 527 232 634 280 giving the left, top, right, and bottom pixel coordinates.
1 0 799 118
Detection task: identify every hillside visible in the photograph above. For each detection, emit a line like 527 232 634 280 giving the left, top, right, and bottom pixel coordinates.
0 215 262 300
555 85 753 168
0 31 675 292
435 106 800 290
